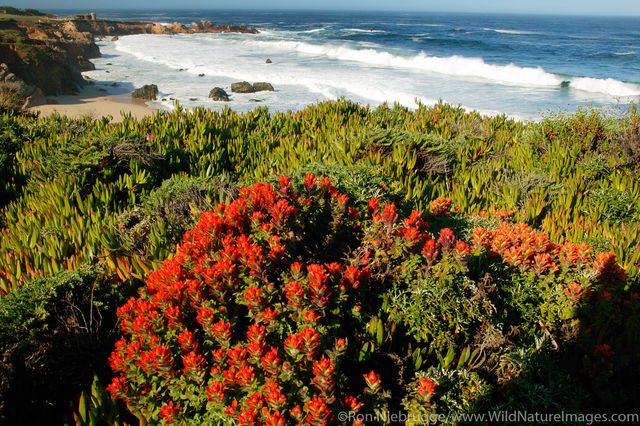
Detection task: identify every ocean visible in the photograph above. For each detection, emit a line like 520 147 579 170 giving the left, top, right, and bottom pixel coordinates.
54 10 640 119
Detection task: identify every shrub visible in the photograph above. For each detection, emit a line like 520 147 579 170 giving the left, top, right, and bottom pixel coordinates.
263 162 404 210
108 175 639 423
40 134 163 192
0 82 25 112
0 265 133 425
116 174 238 260
108 175 374 423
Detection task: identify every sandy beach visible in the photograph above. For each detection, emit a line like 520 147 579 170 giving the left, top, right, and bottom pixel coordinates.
28 84 160 122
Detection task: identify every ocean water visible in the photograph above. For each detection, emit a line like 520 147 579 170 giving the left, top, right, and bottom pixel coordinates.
56 10 640 119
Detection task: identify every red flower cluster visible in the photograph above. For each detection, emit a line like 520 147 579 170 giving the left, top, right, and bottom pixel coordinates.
107 177 632 424
107 175 387 425
363 371 381 393
430 197 453 216
471 222 627 282
416 377 437 398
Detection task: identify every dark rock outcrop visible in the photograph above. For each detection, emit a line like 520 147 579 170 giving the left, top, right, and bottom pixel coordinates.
67 18 259 36
231 82 255 93
0 19 98 97
266 58 272 64
131 84 158 100
209 87 230 101
252 82 274 92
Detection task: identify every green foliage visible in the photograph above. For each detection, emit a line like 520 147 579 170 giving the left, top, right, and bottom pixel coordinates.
116 174 237 260
387 253 491 350
40 134 163 191
0 6 49 16
1 101 640 422
424 367 491 415
492 349 586 413
0 113 24 209
66 375 124 426
0 265 134 425
585 187 637 223
0 264 120 349
263 162 404 209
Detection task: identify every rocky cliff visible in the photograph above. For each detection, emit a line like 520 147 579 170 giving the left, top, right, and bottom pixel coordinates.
0 16 258 109
68 18 258 36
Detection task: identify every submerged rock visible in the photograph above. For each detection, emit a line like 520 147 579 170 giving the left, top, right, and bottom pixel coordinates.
252 82 274 92
231 81 255 93
131 84 158 100
209 87 230 101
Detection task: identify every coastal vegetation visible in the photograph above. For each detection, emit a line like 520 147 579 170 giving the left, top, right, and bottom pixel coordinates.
0 6 53 22
0 99 638 424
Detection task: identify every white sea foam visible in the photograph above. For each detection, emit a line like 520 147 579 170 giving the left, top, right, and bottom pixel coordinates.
343 28 386 33
570 77 640 97
483 28 539 35
88 33 639 119
239 38 640 97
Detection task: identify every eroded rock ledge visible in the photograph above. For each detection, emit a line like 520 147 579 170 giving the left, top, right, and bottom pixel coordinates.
0 16 258 109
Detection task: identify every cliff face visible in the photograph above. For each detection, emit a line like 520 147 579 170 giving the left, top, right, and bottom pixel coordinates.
0 17 258 108
0 19 100 97
68 19 259 36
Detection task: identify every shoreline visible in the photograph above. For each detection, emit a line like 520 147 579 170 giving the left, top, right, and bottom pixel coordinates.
27 84 161 122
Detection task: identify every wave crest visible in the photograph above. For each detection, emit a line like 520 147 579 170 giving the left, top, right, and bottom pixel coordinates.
247 39 640 97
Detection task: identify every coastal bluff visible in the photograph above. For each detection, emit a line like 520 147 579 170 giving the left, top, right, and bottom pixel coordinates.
66 18 259 37
0 15 258 108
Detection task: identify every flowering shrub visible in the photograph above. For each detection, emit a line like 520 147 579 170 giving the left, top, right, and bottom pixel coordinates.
108 175 638 423
108 175 385 424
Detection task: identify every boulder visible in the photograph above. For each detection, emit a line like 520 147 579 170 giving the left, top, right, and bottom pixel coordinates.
266 58 272 64
167 21 187 33
111 36 119 41
131 84 158 100
252 82 274 92
22 87 46 108
199 20 213 30
231 81 255 93
150 23 167 34
0 63 9 80
209 87 230 101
